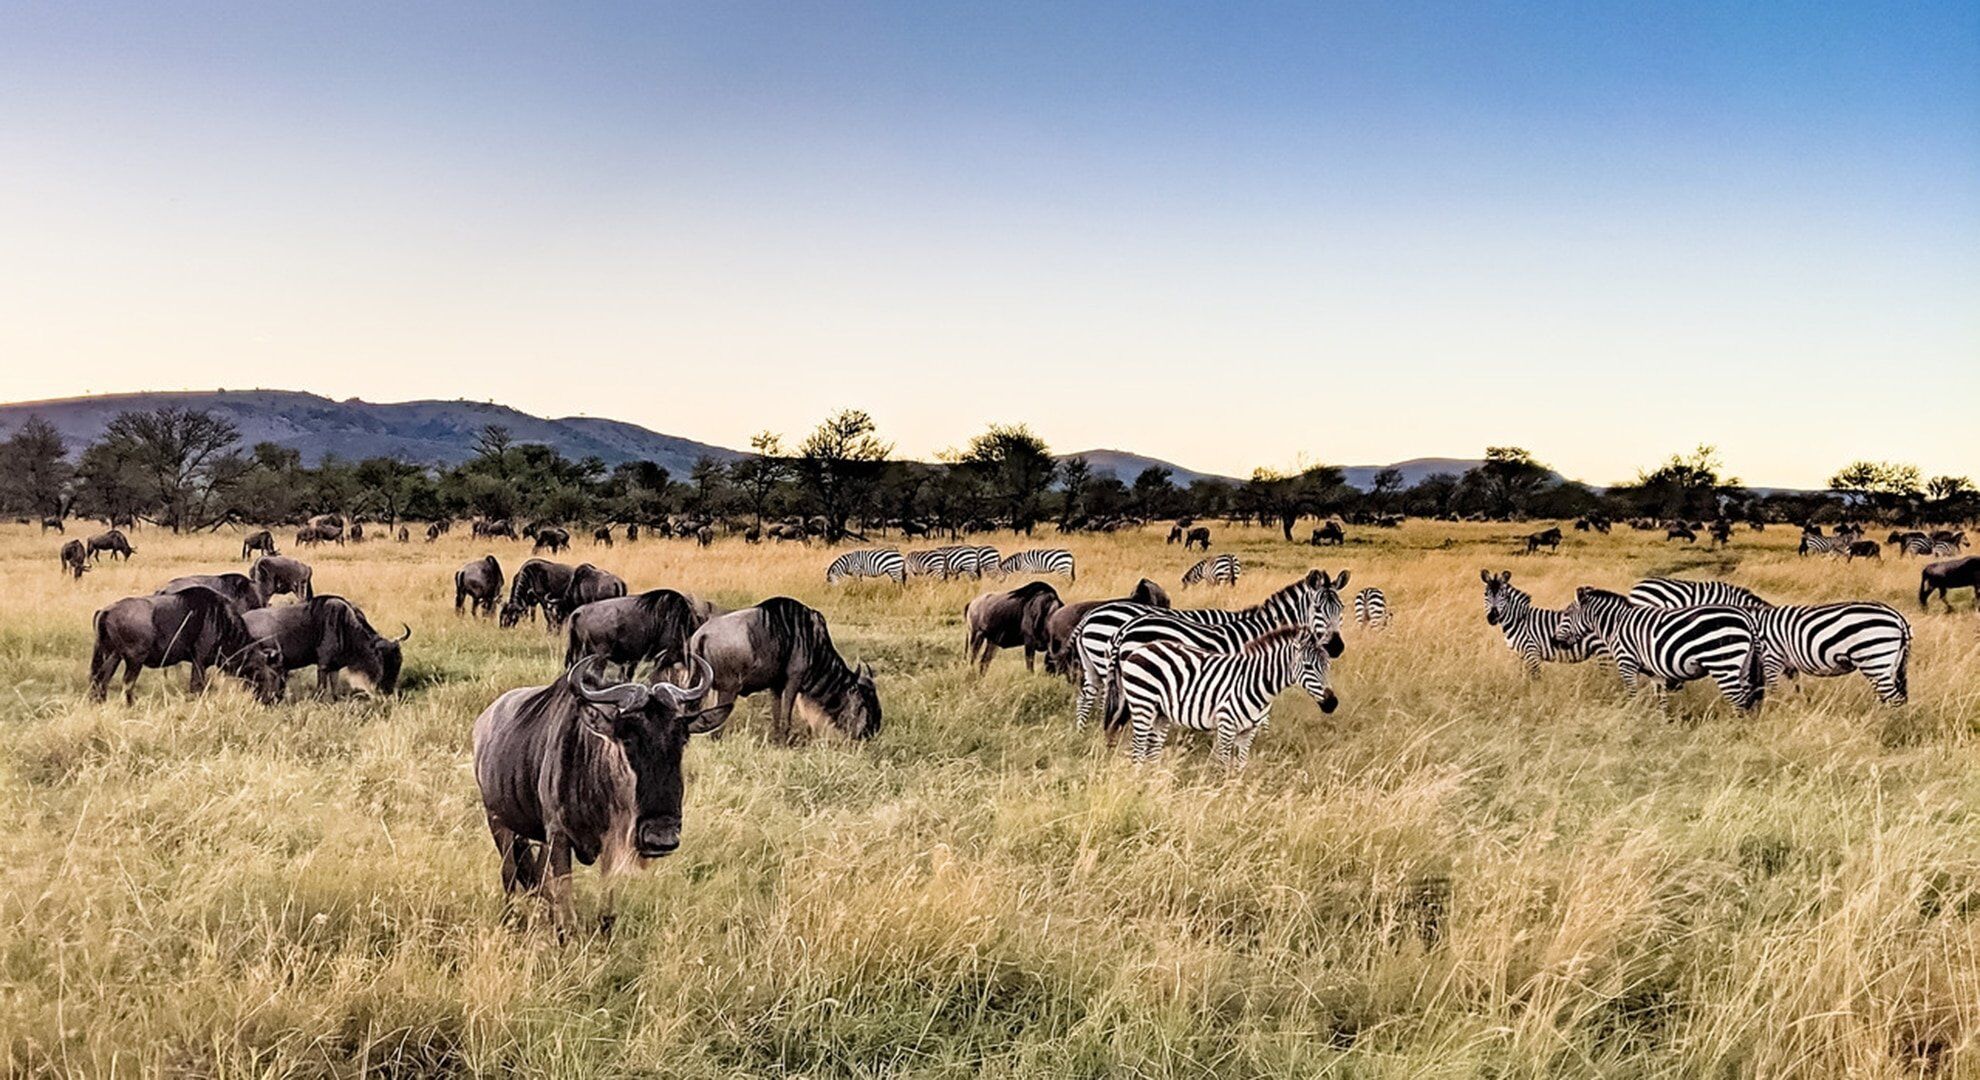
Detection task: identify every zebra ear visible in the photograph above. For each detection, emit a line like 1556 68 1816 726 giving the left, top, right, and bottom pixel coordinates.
1480 569 1492 584
1332 570 1351 590
1500 571 1512 584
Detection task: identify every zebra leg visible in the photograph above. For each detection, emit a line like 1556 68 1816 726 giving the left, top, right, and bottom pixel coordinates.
1521 647 1542 680
1213 715 1237 768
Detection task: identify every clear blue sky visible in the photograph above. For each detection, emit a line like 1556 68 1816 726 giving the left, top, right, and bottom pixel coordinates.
1 2 1974 486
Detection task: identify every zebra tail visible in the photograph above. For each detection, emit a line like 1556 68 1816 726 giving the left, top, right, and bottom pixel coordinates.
1100 663 1129 738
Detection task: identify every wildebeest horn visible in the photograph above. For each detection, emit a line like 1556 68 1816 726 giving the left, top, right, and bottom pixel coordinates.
395 623 412 642
569 654 651 711
654 655 713 704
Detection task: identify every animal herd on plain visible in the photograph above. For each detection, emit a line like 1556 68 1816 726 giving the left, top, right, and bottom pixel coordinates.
27 511 1980 935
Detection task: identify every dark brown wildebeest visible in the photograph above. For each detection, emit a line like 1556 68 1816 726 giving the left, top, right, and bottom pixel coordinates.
472 654 719 935
592 526 614 548
86 529 135 561
426 522 444 542
695 525 714 548
158 573 266 615
1920 556 1980 612
564 589 707 678
625 523 639 542
89 586 285 705
1044 579 1174 680
1710 519 1733 546
1845 540 1881 561
348 521 366 543
396 525 410 543
295 525 328 547
455 555 505 618
551 564 628 629
1666 523 1697 543
60 539 90 580
504 558 578 628
1310 521 1345 546
1167 523 1185 544
1524 527 1563 554
743 525 762 544
963 581 1063 674
242 528 277 560
1183 526 1212 551
688 596 880 745
473 518 517 539
251 555 315 602
245 595 409 696
533 527 572 554
41 516 64 534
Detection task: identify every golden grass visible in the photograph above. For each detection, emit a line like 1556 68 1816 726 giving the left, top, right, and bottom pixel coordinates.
1 521 1977 1077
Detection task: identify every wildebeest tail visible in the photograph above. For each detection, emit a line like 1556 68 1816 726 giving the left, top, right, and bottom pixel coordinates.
563 616 582 669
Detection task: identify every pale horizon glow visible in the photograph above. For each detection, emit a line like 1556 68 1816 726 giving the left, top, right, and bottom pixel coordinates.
1 3 1975 488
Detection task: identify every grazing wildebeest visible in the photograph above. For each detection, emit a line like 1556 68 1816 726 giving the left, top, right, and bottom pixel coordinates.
158 573 266 615
592 526 614 548
1043 579 1173 680
1524 527 1563 554
455 555 506 618
295 525 328 547
688 597 881 744
348 521 367 543
86 529 135 561
1710 520 1733 546
472 655 720 935
244 595 410 696
251 555 315 602
743 525 762 544
504 559 578 628
89 587 285 705
242 529 277 560
60 539 90 579
1167 523 1185 544
533 527 572 554
1666 523 1698 543
1846 539 1882 561
474 518 517 539
426 522 444 542
1310 521 1345 546
1920 556 1980 612
551 564 629 629
964 581 1063 674
41 516 64 534
564 589 707 678
1183 526 1212 551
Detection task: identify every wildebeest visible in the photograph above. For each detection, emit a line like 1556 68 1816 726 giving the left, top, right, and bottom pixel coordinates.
251 555 315 602
242 528 277 560
1167 523 1185 544
473 518 517 539
1183 526 1212 551
89 586 285 705
1846 539 1882 561
1920 556 1980 612
1666 523 1698 543
552 564 628 628
1310 521 1345 546
1524 527 1563 554
695 525 715 547
396 525 410 543
963 581 1063 673
1710 520 1733 546
425 522 444 542
244 595 410 696
472 655 720 934
504 558 578 628
592 526 614 547
688 597 881 744
533 527 572 554
41 516 64 533
294 525 329 547
455 555 506 618
1044 578 1172 679
86 529 135 561
564 589 707 678
158 573 266 615
743 525 762 544
60 539 90 579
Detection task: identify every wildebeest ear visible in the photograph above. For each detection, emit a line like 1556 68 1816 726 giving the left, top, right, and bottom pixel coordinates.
578 705 618 739
857 661 874 680
683 707 726 735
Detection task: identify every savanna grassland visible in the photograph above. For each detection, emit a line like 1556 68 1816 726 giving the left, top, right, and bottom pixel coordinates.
2 521 1978 1078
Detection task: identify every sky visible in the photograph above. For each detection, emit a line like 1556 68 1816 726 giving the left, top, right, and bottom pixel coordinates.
0 2 1974 488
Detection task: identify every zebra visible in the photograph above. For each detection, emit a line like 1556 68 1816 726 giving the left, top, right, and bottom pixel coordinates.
1626 577 1772 610
1182 554 1240 587
973 546 1004 578
938 545 997 579
1115 626 1337 768
1932 539 1965 558
999 548 1076 581
906 547 958 579
1554 587 1765 711
1479 570 1603 679
1747 603 1911 705
824 548 906 585
1072 569 1348 729
1352 587 1390 628
1798 532 1847 557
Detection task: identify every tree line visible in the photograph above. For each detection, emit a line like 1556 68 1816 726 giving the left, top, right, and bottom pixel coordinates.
0 407 1973 536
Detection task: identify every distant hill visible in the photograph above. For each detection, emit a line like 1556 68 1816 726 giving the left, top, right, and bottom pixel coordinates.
1056 449 1239 487
0 390 745 477
1340 457 1490 489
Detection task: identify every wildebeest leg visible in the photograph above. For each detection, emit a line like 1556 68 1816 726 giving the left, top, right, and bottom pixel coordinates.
774 683 801 745
122 662 143 705
543 831 575 941
187 661 209 696
1023 644 1036 672
317 665 338 698
89 641 118 702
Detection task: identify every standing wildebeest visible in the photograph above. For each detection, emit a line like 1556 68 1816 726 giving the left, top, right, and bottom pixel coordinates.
456 555 506 618
89 587 285 704
60 539 90 579
1310 521 1346 546
533 527 572 554
551 564 629 629
1044 579 1174 680
504 559 579 628
244 595 410 696
41 516 64 533
158 573 266 615
564 589 707 678
295 525 328 547
1710 519 1733 546
695 525 715 547
1524 527 1563 554
688 597 881 744
426 522 444 542
963 581 1063 673
1666 523 1698 543
1183 526 1212 551
592 526 614 548
1920 556 1980 612
1846 539 1882 561
1167 523 1185 545
242 529 277 560
251 555 315 602
744 525 762 544
473 655 720 935
86 529 135 561
396 525 410 543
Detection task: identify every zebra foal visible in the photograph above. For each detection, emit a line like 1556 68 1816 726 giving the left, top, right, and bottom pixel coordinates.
1115 626 1337 768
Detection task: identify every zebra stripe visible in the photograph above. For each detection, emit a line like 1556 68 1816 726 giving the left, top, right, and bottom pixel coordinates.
1749 602 1911 704
1626 577 1771 609
825 548 906 585
1182 554 1241 586
906 547 958 579
1352 587 1390 628
1480 571 1603 678
1556 587 1765 711
1933 540 1964 558
1798 532 1847 556
998 548 1075 581
1116 626 1336 768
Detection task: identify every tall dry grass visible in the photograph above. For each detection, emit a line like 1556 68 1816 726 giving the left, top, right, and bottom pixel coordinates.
1 521 1977 1076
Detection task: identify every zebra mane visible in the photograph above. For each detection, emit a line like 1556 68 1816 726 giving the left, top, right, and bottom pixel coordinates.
1248 570 1331 615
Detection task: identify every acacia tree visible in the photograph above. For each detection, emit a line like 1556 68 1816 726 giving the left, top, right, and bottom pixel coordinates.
1242 464 1346 540
96 407 249 531
732 431 788 528
1131 466 1177 520
1057 456 1092 530
953 423 1057 535
353 456 431 526
1626 445 1741 521
795 409 891 540
1467 447 1552 519
1829 461 1921 521
0 415 72 518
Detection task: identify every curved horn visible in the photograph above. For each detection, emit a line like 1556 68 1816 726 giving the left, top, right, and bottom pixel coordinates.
569 654 651 711
654 655 713 704
396 622 412 642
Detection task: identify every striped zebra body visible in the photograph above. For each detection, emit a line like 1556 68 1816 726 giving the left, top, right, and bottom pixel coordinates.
1480 570 1603 678
1182 554 1241 587
1352 587 1390 628
1799 532 1846 557
906 547 959 579
1626 577 1771 609
1933 540 1964 558
1749 603 1911 704
1116 627 1336 767
825 548 906 585
1901 536 1934 556
1556 588 1765 710
1072 569 1346 729
973 546 1004 578
999 548 1076 581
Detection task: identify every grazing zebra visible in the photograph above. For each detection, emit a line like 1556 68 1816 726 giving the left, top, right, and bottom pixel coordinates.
1797 532 1847 557
999 548 1076 581
1182 554 1241 587
1479 570 1603 678
1933 539 1965 558
1072 569 1348 729
937 545 995 579
825 548 907 585
1352 587 1390 628
907 547 959 579
1554 587 1765 711
1626 577 1771 610
1115 627 1337 768
1748 603 1911 705
972 546 1004 578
